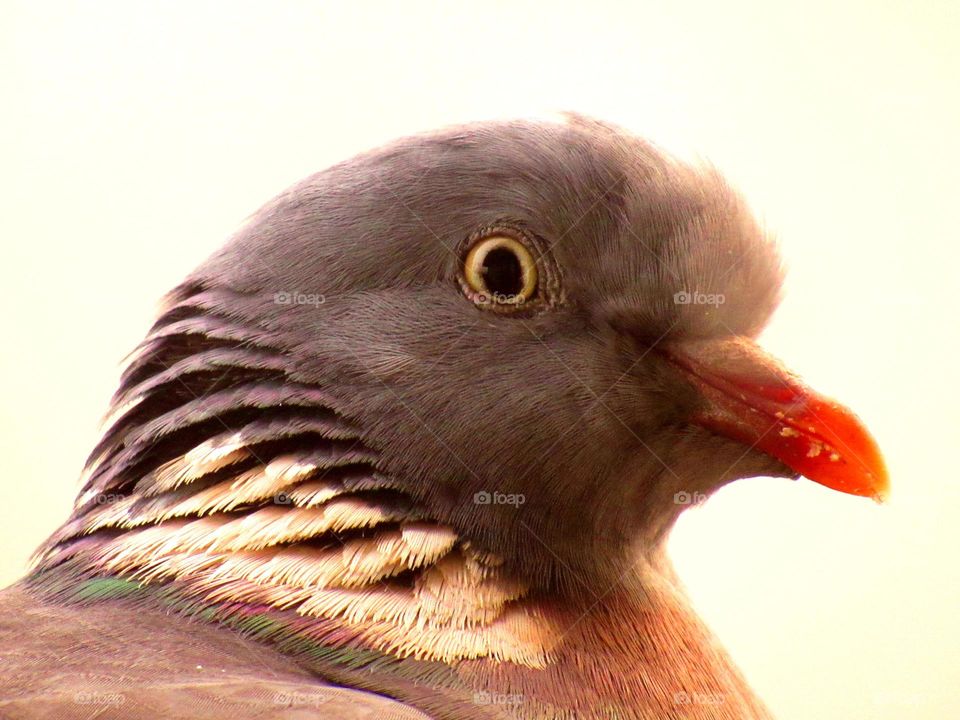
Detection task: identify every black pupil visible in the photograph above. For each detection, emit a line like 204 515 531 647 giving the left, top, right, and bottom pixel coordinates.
481 247 524 297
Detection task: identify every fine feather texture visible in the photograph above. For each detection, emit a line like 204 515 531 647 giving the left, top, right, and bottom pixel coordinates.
31 282 553 676
0 585 432 720
11 115 806 719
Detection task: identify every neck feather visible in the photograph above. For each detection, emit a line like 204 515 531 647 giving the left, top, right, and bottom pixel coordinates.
31 283 768 719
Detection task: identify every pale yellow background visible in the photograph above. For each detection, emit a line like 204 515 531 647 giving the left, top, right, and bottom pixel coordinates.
1 2 957 718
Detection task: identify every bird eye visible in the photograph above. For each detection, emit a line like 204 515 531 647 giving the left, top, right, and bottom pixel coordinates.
462 235 538 308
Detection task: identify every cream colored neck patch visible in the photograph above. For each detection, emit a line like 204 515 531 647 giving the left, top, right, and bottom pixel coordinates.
40 434 559 667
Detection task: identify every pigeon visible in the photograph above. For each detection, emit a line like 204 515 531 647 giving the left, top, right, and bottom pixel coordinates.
0 115 887 720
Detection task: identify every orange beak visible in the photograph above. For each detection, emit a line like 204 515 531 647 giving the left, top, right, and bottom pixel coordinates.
662 338 889 502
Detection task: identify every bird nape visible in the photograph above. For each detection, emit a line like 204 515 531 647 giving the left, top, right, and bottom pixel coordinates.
0 115 887 720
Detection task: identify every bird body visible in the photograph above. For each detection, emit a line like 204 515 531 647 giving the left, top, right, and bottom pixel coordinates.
0 584 430 719
0 116 886 719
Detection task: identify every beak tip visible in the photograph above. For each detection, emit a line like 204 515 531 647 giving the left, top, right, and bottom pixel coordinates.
871 469 891 504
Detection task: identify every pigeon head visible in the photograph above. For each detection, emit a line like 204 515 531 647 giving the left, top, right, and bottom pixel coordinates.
29 116 887 719
177 116 885 590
